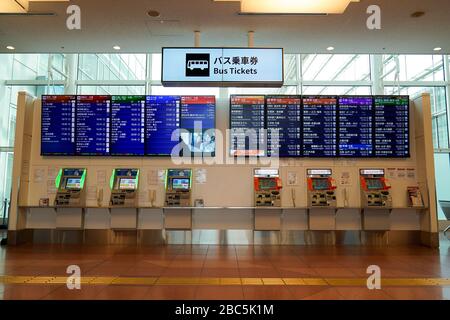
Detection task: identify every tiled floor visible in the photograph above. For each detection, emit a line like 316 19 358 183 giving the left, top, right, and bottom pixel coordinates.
0 234 449 300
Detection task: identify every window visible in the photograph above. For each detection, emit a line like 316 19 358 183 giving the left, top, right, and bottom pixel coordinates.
77 85 145 95
302 54 370 81
384 86 448 149
78 54 146 81
382 55 445 82
302 86 371 95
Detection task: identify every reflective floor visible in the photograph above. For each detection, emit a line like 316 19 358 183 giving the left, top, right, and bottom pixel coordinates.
0 234 449 300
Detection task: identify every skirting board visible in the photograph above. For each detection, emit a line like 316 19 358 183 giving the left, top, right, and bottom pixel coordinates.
6 229 438 247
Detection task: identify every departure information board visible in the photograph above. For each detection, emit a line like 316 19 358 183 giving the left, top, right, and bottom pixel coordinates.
302 96 337 157
266 96 301 157
41 94 409 158
145 95 181 156
180 96 216 155
75 95 110 156
338 96 373 157
110 96 145 156
41 95 76 155
230 95 266 156
374 96 410 157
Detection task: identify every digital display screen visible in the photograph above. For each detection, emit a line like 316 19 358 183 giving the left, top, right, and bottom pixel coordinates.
266 96 302 157
374 96 410 157
65 178 81 189
119 178 137 190
110 96 145 156
76 95 110 155
41 95 76 155
145 95 181 156
180 96 216 156
302 97 337 157
230 95 266 156
338 97 373 157
172 178 190 190
312 178 330 191
366 178 384 190
258 178 277 190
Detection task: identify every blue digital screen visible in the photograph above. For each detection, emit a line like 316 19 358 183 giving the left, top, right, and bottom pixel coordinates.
76 95 110 155
266 96 302 157
110 96 145 156
41 95 76 155
374 96 410 157
338 96 373 157
302 96 338 157
180 96 216 156
229 95 266 157
145 95 180 156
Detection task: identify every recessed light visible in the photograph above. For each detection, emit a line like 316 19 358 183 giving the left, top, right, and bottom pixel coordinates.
327 46 335 51
411 11 425 18
147 10 161 17
6 46 15 50
113 45 121 51
433 47 442 52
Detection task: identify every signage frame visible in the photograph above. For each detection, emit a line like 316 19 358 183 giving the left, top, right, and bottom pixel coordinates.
161 47 284 87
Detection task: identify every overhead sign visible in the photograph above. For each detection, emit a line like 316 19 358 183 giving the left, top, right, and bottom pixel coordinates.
162 47 284 87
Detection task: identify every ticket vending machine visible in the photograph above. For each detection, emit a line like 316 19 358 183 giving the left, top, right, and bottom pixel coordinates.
110 169 139 207
254 168 282 207
165 169 192 207
54 168 87 207
360 169 392 208
307 169 337 207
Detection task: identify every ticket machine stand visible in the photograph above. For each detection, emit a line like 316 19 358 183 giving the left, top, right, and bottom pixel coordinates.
164 169 193 230
253 168 282 207
358 169 395 234
360 169 392 208
54 168 87 207
307 169 337 208
253 168 283 231
53 168 87 230
109 168 140 207
109 168 140 230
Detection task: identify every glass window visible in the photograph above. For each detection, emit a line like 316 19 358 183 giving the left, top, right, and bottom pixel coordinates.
151 53 162 81
77 85 146 95
384 86 448 149
228 86 297 96
302 86 371 95
78 54 146 81
284 54 298 82
302 54 370 81
383 55 444 81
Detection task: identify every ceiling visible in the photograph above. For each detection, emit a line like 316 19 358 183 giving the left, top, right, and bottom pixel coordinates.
0 0 449 54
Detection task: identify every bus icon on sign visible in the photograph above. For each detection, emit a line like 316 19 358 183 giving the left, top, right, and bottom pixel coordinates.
187 60 208 70
186 53 210 77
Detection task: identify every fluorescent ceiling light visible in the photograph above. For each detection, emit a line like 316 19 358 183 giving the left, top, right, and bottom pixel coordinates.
214 0 360 14
327 46 335 51
6 45 15 50
433 47 442 51
0 0 69 13
113 45 121 50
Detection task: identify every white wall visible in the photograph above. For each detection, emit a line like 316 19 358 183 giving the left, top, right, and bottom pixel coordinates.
25 96 420 209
